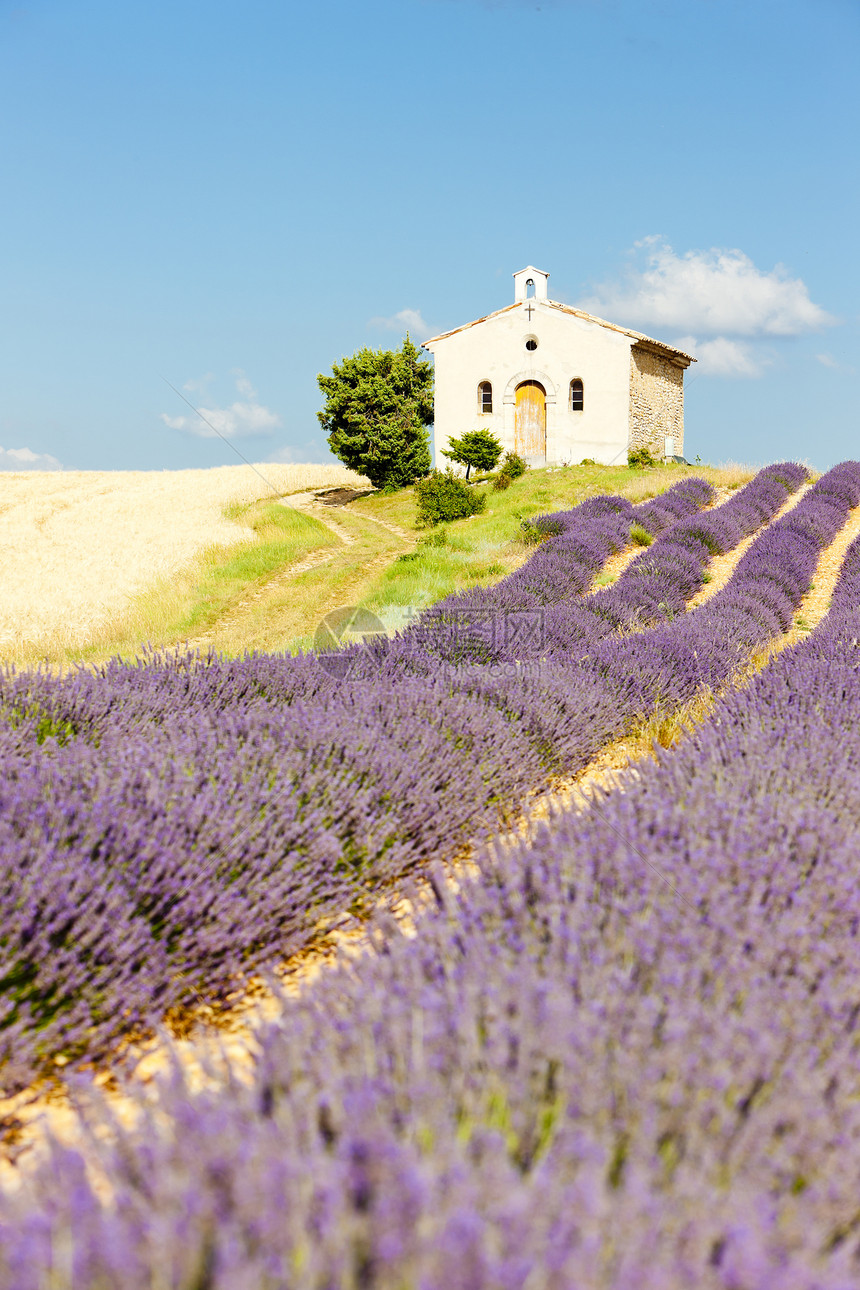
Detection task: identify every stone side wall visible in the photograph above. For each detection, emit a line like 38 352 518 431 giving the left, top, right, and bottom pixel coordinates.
628 345 685 458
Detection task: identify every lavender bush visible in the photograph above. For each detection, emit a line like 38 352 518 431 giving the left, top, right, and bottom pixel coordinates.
0 464 836 1090
422 477 714 630
6 524 860 1286
532 461 807 661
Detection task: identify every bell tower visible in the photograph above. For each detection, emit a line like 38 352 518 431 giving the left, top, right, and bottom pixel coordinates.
513 265 549 303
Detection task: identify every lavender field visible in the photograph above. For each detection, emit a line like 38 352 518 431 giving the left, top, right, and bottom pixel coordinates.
2 462 860 1288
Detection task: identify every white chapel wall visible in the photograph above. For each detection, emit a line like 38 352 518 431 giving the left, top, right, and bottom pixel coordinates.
427 303 632 469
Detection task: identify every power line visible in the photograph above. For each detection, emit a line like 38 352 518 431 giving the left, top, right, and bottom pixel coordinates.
161 377 282 498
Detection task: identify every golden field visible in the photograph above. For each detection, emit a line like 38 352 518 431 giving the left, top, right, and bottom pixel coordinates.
0 463 368 655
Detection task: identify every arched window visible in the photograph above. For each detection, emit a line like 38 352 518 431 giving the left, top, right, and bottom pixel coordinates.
525 278 535 299
478 380 493 413
570 378 584 412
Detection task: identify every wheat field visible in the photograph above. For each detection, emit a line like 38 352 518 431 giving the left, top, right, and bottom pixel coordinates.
0 463 369 654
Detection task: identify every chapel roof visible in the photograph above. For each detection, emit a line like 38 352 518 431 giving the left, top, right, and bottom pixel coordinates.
422 299 696 368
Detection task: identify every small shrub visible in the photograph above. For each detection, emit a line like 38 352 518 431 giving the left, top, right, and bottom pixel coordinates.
520 516 565 546
492 471 512 491
422 526 450 547
628 446 657 469
579 457 598 467
629 523 654 547
502 452 527 479
415 470 487 526
442 429 504 480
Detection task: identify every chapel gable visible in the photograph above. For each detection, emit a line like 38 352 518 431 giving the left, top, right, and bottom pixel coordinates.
423 268 694 469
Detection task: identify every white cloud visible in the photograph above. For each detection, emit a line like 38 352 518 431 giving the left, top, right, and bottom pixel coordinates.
266 443 297 464
368 308 430 336
582 236 834 339
231 369 257 399
815 353 840 369
673 335 769 379
161 372 281 439
182 373 214 395
0 445 63 471
266 441 334 465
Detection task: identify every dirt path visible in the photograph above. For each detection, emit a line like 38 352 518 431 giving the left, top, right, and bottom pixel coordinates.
337 508 414 541
183 546 341 652
183 490 417 653
183 493 357 650
283 491 358 545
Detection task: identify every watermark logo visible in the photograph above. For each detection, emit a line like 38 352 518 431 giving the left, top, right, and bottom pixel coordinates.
313 605 546 679
314 606 387 678
417 607 546 653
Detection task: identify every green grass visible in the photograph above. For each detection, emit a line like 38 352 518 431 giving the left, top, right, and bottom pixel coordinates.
629 523 654 547
175 502 336 636
27 460 757 665
341 461 754 630
366 522 511 626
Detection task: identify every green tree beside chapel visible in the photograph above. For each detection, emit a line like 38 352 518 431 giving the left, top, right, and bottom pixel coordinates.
442 428 504 480
317 338 433 490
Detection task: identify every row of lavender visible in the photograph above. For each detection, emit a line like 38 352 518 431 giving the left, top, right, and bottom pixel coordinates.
0 476 704 1087
6 493 860 1286
416 462 805 665
400 458 840 765
0 480 692 1084
0 468 836 1090
426 474 715 622
0 474 716 740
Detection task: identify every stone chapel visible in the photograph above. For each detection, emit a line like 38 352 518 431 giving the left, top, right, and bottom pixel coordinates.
422 266 695 468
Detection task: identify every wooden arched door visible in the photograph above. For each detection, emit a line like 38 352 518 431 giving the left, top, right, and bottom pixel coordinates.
514 381 546 462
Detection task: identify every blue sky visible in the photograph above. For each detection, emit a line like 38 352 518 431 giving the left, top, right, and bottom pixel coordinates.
0 0 857 472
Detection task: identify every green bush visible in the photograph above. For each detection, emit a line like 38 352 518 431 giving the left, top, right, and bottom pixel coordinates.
629 523 654 547
501 451 527 479
490 451 526 493
628 446 657 469
520 516 564 546
420 525 450 547
415 469 487 527
317 338 433 489
579 457 598 467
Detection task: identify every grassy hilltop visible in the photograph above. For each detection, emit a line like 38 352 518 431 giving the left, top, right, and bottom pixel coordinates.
2 460 754 665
